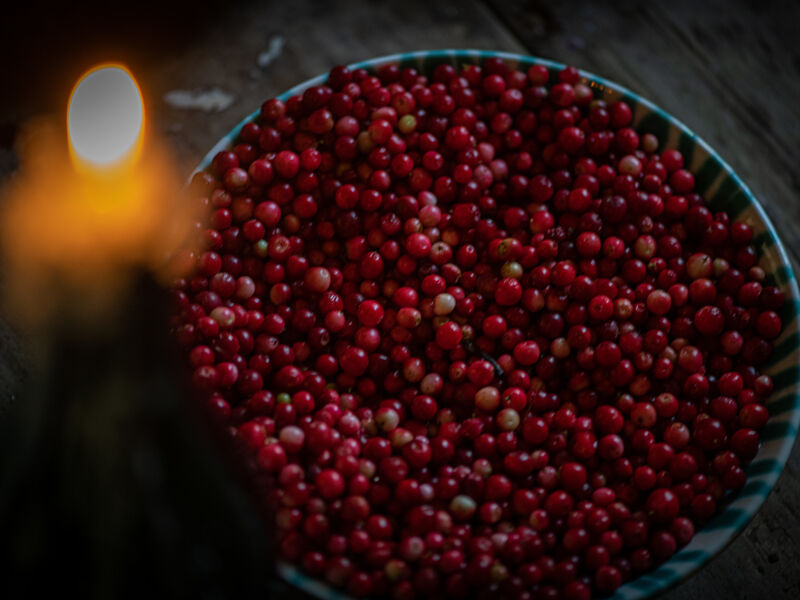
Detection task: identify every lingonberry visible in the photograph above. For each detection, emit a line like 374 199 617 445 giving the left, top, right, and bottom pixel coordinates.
177 59 782 600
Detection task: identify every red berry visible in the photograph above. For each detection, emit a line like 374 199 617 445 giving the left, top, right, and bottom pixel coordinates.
316 468 346 499
436 321 463 350
496 278 523 306
176 60 779 600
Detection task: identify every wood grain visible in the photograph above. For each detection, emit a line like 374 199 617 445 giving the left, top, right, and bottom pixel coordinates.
486 3 800 597
148 1 800 597
146 0 527 172
484 3 800 595
486 0 800 262
1 0 799 597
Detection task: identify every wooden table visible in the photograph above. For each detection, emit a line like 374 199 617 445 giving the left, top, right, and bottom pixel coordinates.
1 0 798 597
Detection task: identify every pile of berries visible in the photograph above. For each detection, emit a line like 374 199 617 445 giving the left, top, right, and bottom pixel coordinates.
173 58 783 599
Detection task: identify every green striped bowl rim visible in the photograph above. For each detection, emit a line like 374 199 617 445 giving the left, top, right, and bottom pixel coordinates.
193 50 800 600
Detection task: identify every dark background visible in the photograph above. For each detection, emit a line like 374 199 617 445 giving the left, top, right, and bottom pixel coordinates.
1 0 799 598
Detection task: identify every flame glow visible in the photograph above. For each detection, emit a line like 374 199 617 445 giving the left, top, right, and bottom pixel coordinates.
68 64 144 169
1 64 197 328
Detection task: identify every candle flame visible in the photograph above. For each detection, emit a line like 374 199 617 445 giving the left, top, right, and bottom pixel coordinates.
68 64 144 169
2 64 199 328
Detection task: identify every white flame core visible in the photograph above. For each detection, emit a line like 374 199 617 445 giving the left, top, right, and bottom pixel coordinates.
68 65 144 167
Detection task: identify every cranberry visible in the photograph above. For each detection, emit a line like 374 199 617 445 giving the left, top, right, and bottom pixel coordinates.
177 59 781 600
316 469 346 499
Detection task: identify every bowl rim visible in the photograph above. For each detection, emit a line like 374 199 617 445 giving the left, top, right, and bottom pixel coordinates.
191 49 800 600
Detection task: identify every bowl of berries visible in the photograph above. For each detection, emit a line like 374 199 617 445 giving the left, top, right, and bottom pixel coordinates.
178 49 800 599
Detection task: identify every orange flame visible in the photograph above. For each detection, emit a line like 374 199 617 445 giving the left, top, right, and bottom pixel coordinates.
1 64 199 329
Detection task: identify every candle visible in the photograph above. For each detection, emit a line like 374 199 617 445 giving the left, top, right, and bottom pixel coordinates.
0 63 276 597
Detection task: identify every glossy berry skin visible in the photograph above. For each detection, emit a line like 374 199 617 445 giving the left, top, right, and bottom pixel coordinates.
177 59 779 600
436 321 463 350
496 278 523 306
316 469 346 499
647 489 680 522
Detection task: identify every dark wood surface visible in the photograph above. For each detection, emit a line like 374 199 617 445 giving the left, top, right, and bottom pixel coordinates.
2 0 799 597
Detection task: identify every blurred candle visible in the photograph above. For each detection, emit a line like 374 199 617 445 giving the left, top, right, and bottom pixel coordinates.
0 68 273 599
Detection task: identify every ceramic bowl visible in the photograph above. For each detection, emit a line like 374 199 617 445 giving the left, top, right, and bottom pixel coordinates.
192 49 800 600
